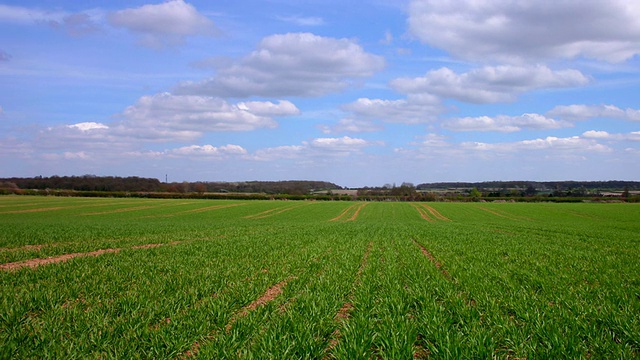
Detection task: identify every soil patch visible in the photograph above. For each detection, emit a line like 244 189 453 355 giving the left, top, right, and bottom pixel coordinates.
421 204 450 221
347 203 368 221
413 239 451 279
476 206 521 221
0 248 121 271
225 277 293 332
412 204 434 222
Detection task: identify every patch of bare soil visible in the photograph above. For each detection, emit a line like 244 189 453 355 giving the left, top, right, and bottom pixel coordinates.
0 244 48 252
243 204 310 219
421 204 450 221
131 243 165 249
347 203 368 221
329 204 358 222
82 206 157 216
412 204 434 222
323 242 373 359
0 207 68 214
249 203 311 219
413 239 451 279
0 248 121 271
1 241 185 271
225 277 293 332
180 203 245 214
476 206 521 221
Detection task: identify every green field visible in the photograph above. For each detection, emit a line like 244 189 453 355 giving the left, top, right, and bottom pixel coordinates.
1 196 639 359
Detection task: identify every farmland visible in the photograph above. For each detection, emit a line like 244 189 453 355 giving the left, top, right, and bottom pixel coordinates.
1 196 639 359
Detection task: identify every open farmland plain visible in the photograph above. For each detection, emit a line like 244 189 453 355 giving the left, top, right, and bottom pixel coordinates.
1 196 639 359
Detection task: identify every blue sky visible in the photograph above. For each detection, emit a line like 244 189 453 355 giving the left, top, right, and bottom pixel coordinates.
1 0 639 187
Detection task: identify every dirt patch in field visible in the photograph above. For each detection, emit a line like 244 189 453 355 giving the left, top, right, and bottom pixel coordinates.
131 243 165 249
180 203 246 214
225 276 293 332
476 206 522 221
82 206 158 216
421 204 450 221
329 204 357 221
0 244 48 252
413 239 451 279
245 203 311 220
0 207 69 214
1 241 185 271
330 203 367 222
0 248 121 271
347 203 368 221
412 204 434 222
323 242 373 359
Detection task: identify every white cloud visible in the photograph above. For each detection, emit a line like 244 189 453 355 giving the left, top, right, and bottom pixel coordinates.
443 113 570 132
67 122 109 131
390 65 589 103
176 32 385 97
583 130 640 142
0 4 66 24
108 0 218 48
116 93 300 141
462 136 611 153
548 104 640 122
166 144 247 158
341 95 444 124
320 118 384 134
310 136 371 150
0 4 101 35
251 136 380 161
276 15 325 26
408 0 640 63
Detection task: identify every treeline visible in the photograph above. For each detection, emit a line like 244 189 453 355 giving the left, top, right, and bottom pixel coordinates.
0 176 341 195
167 180 341 195
416 180 640 191
1 176 161 192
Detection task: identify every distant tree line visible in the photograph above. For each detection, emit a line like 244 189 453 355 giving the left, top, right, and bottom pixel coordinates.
0 176 161 192
0 176 341 195
416 180 640 192
165 180 342 195
1 176 639 202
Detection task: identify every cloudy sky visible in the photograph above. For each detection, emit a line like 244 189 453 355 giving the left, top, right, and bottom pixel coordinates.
1 0 639 187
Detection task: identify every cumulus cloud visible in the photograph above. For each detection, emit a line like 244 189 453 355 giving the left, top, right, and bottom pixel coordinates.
462 136 611 153
48 12 102 36
276 15 325 26
166 144 247 158
548 104 640 122
0 4 66 24
176 32 385 97
583 130 640 142
67 122 109 131
443 113 570 132
390 65 589 103
115 93 299 141
341 94 444 124
0 4 101 35
252 136 380 161
108 0 218 48
408 0 640 63
320 118 384 134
